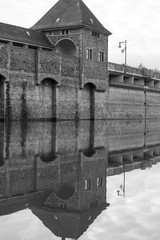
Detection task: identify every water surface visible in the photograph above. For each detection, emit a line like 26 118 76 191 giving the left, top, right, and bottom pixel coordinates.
0 120 160 239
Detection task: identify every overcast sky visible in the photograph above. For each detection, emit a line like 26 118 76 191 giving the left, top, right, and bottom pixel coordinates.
0 0 160 69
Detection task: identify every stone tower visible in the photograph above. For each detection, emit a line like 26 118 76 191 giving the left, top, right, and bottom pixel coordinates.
0 0 111 121
32 0 111 120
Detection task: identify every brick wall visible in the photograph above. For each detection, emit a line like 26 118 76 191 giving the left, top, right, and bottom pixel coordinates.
0 28 110 121
109 120 145 151
0 78 4 119
109 87 145 119
56 85 77 120
146 119 160 145
0 45 8 68
0 43 80 120
2 33 160 120
10 47 36 73
78 84 93 120
0 123 4 167
82 29 109 91
146 92 160 119
95 90 109 119
39 51 60 75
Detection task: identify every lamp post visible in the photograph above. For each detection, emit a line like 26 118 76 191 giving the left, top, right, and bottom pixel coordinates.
118 40 127 73
117 162 125 198
144 85 149 146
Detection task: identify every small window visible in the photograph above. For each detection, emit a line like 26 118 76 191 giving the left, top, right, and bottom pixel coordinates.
42 48 52 51
86 48 92 60
13 42 24 47
98 51 104 62
92 31 100 38
62 30 69 35
28 45 37 50
97 177 102 187
90 200 98 208
46 31 53 36
60 204 67 209
0 40 8 44
85 179 91 191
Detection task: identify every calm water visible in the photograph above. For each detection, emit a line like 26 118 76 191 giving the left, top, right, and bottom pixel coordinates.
0 120 160 240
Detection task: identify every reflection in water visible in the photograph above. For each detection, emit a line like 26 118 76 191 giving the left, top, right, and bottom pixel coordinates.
0 123 4 166
0 120 160 239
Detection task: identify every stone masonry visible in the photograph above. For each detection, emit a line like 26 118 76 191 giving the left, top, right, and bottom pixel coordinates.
0 0 160 120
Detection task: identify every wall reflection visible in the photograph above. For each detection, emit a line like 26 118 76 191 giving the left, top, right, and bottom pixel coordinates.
0 120 160 239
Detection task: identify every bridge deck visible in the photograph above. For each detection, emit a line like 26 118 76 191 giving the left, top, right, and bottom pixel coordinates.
108 62 160 91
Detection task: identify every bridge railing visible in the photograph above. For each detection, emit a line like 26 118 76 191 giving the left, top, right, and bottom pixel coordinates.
108 62 144 75
108 62 160 80
153 72 160 79
125 66 142 75
108 62 124 72
139 68 160 79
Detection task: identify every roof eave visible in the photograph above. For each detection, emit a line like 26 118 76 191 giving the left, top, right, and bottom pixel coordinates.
0 36 54 49
35 24 112 36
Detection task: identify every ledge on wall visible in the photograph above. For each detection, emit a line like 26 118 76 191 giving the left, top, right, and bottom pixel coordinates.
109 82 160 93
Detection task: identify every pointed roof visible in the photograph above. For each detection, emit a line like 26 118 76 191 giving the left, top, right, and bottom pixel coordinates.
31 204 107 239
31 0 111 35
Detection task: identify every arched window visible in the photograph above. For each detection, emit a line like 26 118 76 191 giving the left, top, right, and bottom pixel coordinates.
40 78 58 120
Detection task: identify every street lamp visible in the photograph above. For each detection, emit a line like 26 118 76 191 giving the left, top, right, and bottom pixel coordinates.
118 40 127 73
117 162 125 198
144 85 149 143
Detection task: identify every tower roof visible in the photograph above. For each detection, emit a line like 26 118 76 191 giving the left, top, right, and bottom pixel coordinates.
31 204 107 239
31 0 111 35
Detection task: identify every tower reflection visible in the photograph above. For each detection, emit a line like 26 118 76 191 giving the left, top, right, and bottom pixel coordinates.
0 120 160 239
0 121 109 239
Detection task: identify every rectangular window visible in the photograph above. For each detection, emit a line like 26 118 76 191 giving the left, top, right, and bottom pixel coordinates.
98 51 104 62
90 200 98 209
97 177 102 187
86 48 92 60
13 42 24 47
85 179 91 191
62 30 69 35
92 31 100 38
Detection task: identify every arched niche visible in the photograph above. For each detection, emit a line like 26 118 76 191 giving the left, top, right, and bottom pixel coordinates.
0 122 5 167
55 38 77 57
81 83 96 120
54 182 75 200
39 119 57 162
81 120 95 157
0 74 6 121
82 148 96 158
40 152 57 163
